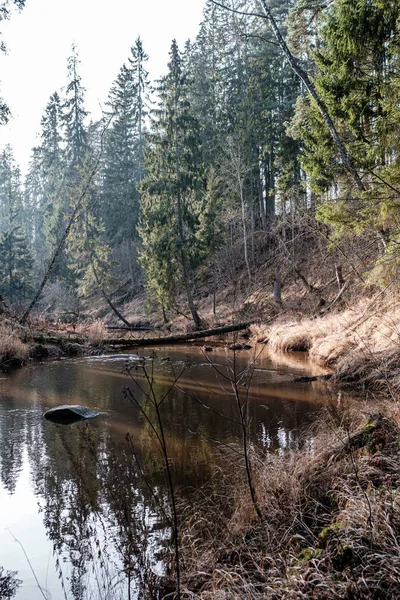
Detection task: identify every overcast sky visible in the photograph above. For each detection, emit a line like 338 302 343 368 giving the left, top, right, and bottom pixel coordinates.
0 0 205 173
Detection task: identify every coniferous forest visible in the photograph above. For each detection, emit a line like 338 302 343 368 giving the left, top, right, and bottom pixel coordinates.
1 0 399 326
1 2 400 600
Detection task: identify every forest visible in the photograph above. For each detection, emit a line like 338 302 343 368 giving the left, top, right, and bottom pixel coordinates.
0 0 398 328
1 1 400 599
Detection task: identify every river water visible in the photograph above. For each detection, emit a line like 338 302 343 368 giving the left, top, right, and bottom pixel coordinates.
0 345 343 599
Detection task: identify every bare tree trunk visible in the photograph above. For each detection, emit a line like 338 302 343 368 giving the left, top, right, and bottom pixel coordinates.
335 264 345 291
258 0 364 191
240 179 252 281
91 259 132 327
19 117 111 325
257 157 268 232
273 266 282 306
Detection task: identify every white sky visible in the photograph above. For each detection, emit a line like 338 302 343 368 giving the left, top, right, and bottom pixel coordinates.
0 0 206 173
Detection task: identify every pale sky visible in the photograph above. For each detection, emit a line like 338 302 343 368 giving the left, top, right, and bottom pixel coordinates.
0 0 206 173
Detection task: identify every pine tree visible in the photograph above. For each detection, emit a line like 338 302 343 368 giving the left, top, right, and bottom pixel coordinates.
139 40 205 327
0 147 33 304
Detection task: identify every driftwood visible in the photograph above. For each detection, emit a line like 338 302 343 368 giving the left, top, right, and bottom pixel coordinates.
106 322 252 347
31 322 252 348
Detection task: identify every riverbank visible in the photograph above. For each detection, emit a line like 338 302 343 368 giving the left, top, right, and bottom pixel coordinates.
251 296 400 395
179 403 400 599
1 300 399 599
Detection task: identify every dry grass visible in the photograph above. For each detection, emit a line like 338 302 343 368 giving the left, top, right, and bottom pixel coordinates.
83 319 107 345
179 405 400 599
252 299 400 390
0 322 29 365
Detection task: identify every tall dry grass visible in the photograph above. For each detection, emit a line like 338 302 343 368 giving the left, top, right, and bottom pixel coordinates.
179 405 400 599
0 322 29 365
83 319 107 345
252 299 400 390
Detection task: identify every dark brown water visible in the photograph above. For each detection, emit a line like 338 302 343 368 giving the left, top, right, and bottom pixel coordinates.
0 345 341 599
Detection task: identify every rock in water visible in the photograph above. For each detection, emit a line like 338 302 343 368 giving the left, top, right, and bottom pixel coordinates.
44 405 100 424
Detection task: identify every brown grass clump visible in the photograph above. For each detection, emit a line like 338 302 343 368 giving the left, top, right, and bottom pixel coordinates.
253 299 400 390
84 319 107 345
179 407 400 599
0 322 29 366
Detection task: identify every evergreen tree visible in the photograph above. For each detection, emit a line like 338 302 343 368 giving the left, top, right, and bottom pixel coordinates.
0 147 33 303
64 44 88 179
139 40 205 327
102 37 150 286
288 0 400 232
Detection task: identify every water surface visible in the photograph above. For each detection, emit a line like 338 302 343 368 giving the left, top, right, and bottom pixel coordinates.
0 345 342 599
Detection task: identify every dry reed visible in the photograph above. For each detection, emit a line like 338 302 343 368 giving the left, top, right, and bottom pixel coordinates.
0 322 29 365
84 319 107 345
252 299 400 391
179 405 400 599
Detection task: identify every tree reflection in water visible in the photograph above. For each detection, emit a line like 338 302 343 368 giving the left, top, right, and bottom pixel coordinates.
0 348 336 598
37 423 172 599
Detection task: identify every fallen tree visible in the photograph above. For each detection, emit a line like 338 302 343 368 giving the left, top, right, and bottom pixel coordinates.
31 322 252 348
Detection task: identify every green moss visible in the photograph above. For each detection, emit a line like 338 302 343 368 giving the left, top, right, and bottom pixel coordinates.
318 521 342 546
361 419 379 432
297 547 323 563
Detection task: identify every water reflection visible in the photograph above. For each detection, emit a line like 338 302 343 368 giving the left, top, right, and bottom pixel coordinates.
0 346 342 599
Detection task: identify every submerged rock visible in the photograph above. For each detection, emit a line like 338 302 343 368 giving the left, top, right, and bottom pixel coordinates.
228 343 253 351
44 404 100 424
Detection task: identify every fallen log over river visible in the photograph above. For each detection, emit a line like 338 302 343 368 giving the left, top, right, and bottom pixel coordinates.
31 322 252 348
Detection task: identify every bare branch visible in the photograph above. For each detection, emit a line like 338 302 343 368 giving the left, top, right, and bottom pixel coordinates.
211 0 266 19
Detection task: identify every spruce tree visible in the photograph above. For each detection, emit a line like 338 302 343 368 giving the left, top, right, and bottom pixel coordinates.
139 40 205 327
0 147 33 304
64 44 88 181
102 36 150 279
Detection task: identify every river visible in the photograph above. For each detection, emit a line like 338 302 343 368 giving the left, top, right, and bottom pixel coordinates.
0 345 345 599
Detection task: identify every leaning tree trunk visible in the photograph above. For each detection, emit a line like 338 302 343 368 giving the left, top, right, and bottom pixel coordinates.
258 0 364 192
19 117 111 325
91 258 132 327
19 168 98 325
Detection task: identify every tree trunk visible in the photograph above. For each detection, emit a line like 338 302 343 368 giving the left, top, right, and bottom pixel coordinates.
335 264 345 291
180 248 202 329
273 267 282 306
19 117 111 325
32 321 252 347
240 179 252 281
91 259 132 327
258 0 364 192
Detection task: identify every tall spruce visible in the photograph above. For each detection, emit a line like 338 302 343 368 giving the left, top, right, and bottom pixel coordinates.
64 44 88 180
102 38 149 287
139 40 205 327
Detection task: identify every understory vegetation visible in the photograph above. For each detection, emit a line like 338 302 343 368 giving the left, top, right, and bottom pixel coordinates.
179 405 400 599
